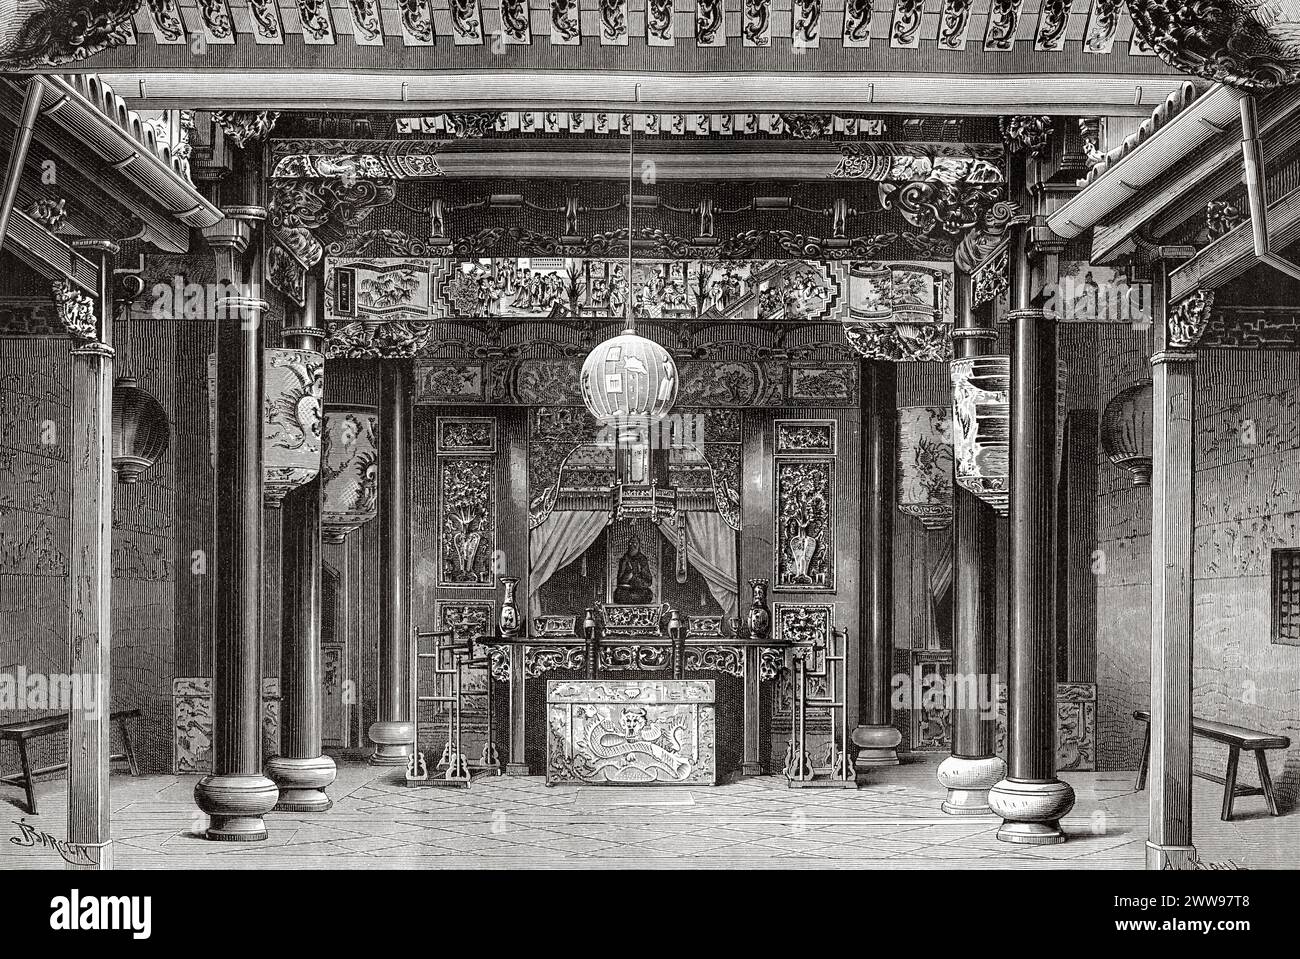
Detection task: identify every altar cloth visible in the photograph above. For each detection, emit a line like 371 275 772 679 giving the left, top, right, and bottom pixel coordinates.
546 680 717 786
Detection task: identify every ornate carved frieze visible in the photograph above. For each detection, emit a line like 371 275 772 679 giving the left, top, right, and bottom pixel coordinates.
1128 0 1300 89
682 646 744 676
51 280 97 343
879 181 1002 238
1167 289 1215 348
525 645 585 678
214 110 281 149
937 0 974 48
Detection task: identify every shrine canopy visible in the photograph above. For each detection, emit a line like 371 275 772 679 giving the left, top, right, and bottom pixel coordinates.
9 0 1189 115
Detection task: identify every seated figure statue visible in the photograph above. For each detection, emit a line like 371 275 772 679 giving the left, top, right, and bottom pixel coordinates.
613 532 654 605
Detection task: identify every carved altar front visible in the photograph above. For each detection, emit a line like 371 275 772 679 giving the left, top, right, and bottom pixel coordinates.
546 679 717 786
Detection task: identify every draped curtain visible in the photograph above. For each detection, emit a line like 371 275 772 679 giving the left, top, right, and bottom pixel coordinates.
656 512 740 620
528 509 608 619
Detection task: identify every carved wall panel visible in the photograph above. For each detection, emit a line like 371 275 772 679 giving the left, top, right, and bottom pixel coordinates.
437 455 497 587
774 458 835 591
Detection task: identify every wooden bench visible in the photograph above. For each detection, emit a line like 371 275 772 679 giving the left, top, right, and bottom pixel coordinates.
0 709 141 815
1133 710 1289 821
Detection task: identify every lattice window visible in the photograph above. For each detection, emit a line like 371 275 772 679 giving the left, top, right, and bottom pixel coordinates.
1271 548 1300 646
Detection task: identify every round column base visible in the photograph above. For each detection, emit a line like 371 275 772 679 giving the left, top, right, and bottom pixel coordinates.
851 724 902 768
367 721 416 765
989 777 1075 845
938 755 1006 815
265 755 337 812
194 773 279 842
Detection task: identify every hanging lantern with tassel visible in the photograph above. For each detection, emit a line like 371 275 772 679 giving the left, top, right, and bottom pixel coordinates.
111 376 170 483
1100 380 1153 487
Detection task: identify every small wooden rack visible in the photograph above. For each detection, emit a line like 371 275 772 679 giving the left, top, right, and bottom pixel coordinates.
785 627 856 789
406 627 500 788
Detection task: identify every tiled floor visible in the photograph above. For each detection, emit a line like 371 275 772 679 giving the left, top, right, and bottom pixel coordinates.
2 756 1295 869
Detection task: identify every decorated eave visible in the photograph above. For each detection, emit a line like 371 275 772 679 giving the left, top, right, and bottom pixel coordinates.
0 73 221 263
1049 77 1300 351
7 1 1187 114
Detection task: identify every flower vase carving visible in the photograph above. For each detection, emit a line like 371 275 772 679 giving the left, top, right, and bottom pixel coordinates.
498 577 521 637
747 579 772 640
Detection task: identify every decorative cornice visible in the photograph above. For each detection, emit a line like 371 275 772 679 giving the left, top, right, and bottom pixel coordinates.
1167 289 1214 349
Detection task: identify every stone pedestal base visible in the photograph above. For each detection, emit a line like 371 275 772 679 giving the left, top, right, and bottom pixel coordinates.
367 721 415 766
194 774 280 841
1146 841 1198 870
851 724 902 769
266 754 337 812
741 761 764 777
989 777 1075 845
505 763 531 776
938 755 1006 815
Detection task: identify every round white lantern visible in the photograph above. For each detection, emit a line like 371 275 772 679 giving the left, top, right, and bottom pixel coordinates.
580 328 679 422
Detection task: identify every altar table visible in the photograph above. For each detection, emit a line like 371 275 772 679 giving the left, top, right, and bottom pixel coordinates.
546 679 716 785
482 635 788 777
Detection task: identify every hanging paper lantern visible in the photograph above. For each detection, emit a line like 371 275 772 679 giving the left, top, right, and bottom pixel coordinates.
897 406 954 529
320 406 380 543
111 376 170 484
579 328 678 422
263 348 325 508
1101 380 1154 487
951 356 1010 516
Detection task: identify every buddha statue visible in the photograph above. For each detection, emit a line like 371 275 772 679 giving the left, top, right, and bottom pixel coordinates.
613 531 654 605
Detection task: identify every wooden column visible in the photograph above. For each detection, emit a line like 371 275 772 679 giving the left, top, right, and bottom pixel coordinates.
193 205 279 840
938 270 1006 814
266 273 337 810
1147 265 1199 870
988 220 1075 844
367 361 415 765
63 239 116 870
852 359 901 768
741 646 763 776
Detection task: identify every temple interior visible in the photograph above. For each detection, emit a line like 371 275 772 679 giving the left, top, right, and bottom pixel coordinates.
1 2 1299 872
